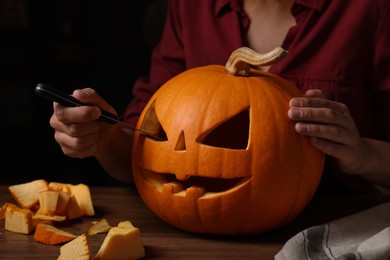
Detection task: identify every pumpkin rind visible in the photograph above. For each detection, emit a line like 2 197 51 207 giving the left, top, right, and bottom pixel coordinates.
132 64 324 235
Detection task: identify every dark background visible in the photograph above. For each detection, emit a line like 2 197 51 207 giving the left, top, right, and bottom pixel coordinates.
1 0 168 185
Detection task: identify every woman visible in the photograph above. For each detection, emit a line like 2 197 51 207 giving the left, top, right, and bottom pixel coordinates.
48 0 390 192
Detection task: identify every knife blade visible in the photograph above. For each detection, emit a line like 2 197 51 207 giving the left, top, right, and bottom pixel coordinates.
34 83 163 141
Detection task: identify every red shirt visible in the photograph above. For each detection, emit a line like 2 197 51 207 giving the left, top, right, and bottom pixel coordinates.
123 0 390 142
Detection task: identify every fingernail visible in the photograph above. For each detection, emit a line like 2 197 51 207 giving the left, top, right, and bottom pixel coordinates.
290 98 303 107
84 88 95 96
288 108 302 119
297 123 309 133
75 88 93 98
91 107 100 118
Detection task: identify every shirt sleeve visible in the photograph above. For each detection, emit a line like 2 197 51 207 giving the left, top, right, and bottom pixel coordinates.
372 1 390 141
372 1 390 91
121 0 186 126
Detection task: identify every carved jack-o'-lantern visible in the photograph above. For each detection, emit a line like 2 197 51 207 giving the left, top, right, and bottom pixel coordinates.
132 47 324 235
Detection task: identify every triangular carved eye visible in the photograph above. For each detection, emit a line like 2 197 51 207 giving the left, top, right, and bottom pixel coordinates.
196 108 249 150
140 100 168 141
175 131 186 151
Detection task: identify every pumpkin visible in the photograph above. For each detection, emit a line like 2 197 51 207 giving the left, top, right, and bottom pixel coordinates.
132 47 324 235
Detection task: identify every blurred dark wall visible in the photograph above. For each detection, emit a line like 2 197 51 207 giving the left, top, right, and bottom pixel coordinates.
0 0 167 185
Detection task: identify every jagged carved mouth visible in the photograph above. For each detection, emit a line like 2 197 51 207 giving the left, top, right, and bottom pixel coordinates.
138 168 251 199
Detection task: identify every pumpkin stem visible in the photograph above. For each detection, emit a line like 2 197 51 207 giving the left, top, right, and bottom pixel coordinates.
225 47 288 76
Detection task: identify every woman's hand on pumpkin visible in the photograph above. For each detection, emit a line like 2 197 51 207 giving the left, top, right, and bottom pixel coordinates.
287 89 367 174
49 88 118 159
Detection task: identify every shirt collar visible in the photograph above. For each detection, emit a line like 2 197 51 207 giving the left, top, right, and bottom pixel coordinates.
214 0 327 16
294 0 326 11
214 0 242 16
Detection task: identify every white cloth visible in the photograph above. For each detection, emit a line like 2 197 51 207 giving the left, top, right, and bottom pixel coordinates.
275 202 390 260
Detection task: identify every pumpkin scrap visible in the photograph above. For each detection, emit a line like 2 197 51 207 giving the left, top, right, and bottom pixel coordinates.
88 218 112 236
5 203 35 234
68 184 95 216
8 179 49 209
34 223 77 245
37 190 71 216
33 214 66 222
95 221 145 260
57 234 91 260
0 202 9 220
3 179 95 239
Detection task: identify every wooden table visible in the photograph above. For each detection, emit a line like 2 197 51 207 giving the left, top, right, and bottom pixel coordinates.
1 185 389 259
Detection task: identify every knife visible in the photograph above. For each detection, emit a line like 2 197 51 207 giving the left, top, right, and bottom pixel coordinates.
34 83 163 141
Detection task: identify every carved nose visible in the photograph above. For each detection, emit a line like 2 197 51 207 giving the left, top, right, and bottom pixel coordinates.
174 131 186 151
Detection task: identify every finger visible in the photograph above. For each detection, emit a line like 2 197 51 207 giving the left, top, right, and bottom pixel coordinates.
66 122 102 137
54 131 100 157
53 102 101 124
290 97 350 115
60 143 98 159
288 106 352 127
54 131 100 150
309 137 355 164
50 116 102 137
294 122 352 145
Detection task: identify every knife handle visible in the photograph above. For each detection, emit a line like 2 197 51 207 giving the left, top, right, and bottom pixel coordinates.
34 83 117 125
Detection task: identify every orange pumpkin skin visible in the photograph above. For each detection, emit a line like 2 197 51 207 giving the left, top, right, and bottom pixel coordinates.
132 65 324 235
